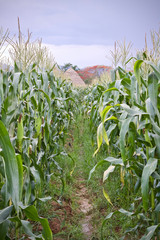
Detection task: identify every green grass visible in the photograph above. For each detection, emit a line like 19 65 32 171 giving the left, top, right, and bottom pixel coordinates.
38 113 138 239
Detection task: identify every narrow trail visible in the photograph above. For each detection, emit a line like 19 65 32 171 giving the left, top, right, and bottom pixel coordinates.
76 178 93 239
52 116 99 239
50 115 126 239
70 117 95 239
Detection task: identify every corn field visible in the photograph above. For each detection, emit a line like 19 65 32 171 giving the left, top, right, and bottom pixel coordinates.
0 26 160 238
0 63 77 239
83 60 160 239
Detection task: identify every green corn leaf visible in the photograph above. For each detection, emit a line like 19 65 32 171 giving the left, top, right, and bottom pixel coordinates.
106 123 117 138
104 116 118 123
121 77 131 90
94 123 103 156
16 154 23 201
21 220 42 239
104 157 124 166
0 120 22 212
103 188 113 206
21 205 53 240
120 117 133 162
102 124 109 145
23 165 31 205
150 117 160 135
37 197 52 202
121 104 146 117
67 153 76 176
145 60 160 79
44 122 49 146
31 96 38 109
103 165 115 182
131 75 137 104
141 158 158 211
101 105 112 122
94 122 109 156
17 114 24 152
104 211 116 221
89 157 123 181
102 87 119 95
148 72 158 107
89 160 107 180
0 220 10 240
0 206 13 224
42 72 49 93
36 89 51 108
12 72 21 95
14 62 20 72
118 66 126 78
110 68 117 81
24 180 31 205
35 115 42 136
148 73 160 122
153 134 160 158
134 178 141 193
7 216 43 239
134 59 143 89
155 203 160 212
30 166 41 185
146 98 155 118
140 225 159 240
99 96 103 117
118 208 134 217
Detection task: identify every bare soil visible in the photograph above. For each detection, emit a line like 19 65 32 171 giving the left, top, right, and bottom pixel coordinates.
76 179 93 239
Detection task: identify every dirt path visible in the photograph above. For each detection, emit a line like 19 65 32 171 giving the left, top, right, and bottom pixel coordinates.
76 178 93 239
56 117 96 239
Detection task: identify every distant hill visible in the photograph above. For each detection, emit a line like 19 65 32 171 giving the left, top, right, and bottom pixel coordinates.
77 65 112 84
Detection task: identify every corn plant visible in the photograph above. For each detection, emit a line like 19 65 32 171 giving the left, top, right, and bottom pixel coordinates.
0 28 9 65
89 60 160 239
7 18 55 71
80 84 106 146
0 63 76 239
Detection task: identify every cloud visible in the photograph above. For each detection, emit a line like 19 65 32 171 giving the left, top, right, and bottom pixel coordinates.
1 0 159 48
1 43 113 68
43 44 113 68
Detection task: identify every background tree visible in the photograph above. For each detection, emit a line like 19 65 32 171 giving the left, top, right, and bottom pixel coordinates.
62 63 80 72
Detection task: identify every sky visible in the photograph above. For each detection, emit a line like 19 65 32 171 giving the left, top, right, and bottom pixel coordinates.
0 0 160 68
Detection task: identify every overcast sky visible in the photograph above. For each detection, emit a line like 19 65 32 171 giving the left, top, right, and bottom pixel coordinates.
0 0 160 68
